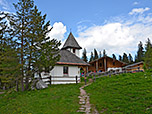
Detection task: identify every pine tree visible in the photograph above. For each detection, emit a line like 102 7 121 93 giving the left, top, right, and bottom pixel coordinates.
144 48 152 69
112 54 116 60
82 48 88 62
119 55 122 61
103 49 107 57
122 53 129 63
134 54 137 62
136 41 144 62
34 39 61 78
145 38 152 52
24 5 42 90
0 12 20 90
89 52 94 62
0 44 20 89
128 53 133 64
8 0 35 91
144 38 152 69
1 0 61 91
30 6 61 80
24 5 51 90
93 49 98 60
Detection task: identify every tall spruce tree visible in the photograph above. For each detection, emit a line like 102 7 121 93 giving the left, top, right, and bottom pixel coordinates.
8 0 35 91
128 53 133 64
29 6 61 80
122 53 129 63
24 5 51 90
145 38 152 52
89 52 94 62
136 41 144 62
82 48 88 62
119 55 122 61
93 49 98 60
0 12 20 90
134 54 137 62
8 0 61 91
34 39 61 78
144 38 152 69
24 5 42 90
103 49 107 57
112 54 116 60
144 48 152 69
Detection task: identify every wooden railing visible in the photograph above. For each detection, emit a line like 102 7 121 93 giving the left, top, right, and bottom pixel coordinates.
41 75 80 85
84 67 143 85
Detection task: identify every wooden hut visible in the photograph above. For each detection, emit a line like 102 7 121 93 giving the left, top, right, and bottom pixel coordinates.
88 56 126 72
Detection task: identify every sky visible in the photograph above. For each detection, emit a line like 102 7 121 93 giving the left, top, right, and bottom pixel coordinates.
1 0 152 59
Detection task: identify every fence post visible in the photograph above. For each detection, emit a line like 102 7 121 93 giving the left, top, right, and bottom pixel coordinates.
49 76 52 86
109 73 111 77
124 68 126 73
138 66 140 72
76 76 78 84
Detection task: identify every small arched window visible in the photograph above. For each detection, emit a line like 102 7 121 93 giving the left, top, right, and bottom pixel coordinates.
73 48 76 53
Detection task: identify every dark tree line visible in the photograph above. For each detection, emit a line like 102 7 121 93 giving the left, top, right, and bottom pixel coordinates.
0 0 61 91
82 48 107 62
82 38 152 69
144 38 152 69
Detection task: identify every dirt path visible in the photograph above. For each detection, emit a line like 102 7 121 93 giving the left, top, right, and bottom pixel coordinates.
77 83 99 114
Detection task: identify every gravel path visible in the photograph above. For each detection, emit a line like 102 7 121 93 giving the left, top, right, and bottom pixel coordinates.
77 83 99 114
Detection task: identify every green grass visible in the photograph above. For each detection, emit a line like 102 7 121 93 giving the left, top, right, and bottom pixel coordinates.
0 84 81 114
85 72 152 113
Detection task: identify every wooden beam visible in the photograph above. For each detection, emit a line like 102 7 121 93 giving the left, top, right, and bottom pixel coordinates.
96 61 98 72
104 57 107 71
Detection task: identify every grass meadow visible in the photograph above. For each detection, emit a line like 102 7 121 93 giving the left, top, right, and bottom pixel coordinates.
85 71 152 113
1 71 152 114
0 84 81 114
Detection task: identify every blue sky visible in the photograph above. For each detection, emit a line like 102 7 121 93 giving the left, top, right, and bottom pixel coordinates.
1 0 152 59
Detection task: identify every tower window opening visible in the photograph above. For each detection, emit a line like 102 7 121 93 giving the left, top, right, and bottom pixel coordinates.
73 48 76 53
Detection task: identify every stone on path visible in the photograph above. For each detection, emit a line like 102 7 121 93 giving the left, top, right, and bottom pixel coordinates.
77 83 99 114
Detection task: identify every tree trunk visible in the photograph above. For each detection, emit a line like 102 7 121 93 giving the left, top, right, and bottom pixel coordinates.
16 80 19 92
21 17 24 91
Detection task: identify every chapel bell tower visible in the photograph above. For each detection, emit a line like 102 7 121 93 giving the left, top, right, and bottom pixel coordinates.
61 32 82 57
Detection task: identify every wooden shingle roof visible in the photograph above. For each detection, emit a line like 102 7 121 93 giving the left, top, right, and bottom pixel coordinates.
62 32 82 50
57 50 89 66
123 61 143 68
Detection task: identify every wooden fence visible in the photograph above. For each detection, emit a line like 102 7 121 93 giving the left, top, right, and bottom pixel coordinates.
84 67 143 85
41 75 79 85
40 66 143 85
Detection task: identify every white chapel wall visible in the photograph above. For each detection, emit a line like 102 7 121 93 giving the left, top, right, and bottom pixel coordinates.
50 65 63 76
75 49 80 57
69 66 80 77
40 65 81 85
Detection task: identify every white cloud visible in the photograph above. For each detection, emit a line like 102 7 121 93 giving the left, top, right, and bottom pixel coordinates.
77 23 135 56
0 0 10 10
76 9 152 58
48 22 67 41
129 7 150 15
77 25 87 32
133 2 139 5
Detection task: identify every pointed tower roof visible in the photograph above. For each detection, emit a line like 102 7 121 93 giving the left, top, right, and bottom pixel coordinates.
62 32 82 50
